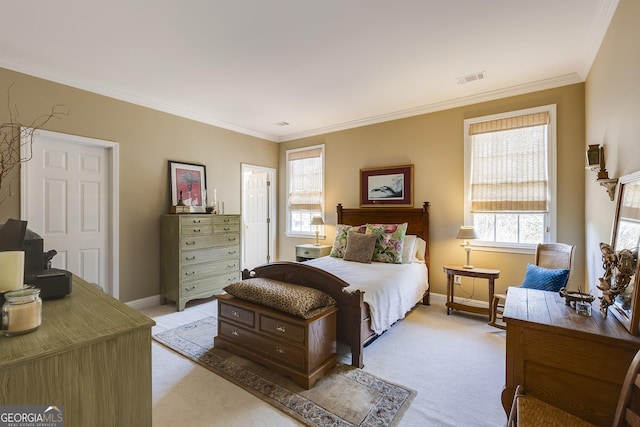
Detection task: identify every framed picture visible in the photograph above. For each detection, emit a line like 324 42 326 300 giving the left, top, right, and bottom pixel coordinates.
168 160 207 208
360 164 413 207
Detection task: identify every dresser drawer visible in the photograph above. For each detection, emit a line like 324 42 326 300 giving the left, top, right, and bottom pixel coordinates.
213 223 240 233
295 245 331 259
209 258 240 276
181 248 218 265
219 302 255 327
180 224 213 236
180 261 229 282
180 216 213 226
260 315 305 345
182 276 223 296
212 216 240 227
180 235 216 250
211 233 240 247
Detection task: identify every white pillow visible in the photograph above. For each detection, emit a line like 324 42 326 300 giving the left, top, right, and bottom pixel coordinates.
402 235 417 264
413 237 427 263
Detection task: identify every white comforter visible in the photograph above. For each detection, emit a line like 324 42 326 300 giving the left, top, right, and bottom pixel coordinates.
304 256 429 334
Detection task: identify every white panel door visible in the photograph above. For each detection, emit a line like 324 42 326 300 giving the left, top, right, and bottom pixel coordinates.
23 131 110 291
242 164 275 270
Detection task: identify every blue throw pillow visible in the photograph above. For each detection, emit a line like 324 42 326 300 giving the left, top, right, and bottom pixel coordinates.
521 263 570 292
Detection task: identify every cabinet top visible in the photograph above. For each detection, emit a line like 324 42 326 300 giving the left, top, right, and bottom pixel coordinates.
0 276 155 368
503 286 640 344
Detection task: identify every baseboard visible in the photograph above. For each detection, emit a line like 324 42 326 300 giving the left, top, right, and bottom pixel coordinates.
126 294 162 310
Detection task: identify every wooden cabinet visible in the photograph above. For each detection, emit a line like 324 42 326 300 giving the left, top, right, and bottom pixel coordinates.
502 287 640 426
0 276 155 427
295 244 331 261
160 214 241 311
214 293 337 389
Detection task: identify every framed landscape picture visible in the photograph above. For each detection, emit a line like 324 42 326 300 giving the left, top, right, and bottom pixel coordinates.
360 164 413 207
168 160 207 209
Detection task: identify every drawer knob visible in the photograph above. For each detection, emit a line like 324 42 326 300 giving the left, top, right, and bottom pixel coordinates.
275 346 285 354
184 285 196 291
185 256 196 261
185 271 195 276
223 227 231 231
228 237 237 241
193 219 202 223
228 250 237 255
231 310 240 317
193 228 201 233
224 219 230 222
227 263 237 268
304 251 310 255
276 325 286 333
185 241 196 246
232 330 239 336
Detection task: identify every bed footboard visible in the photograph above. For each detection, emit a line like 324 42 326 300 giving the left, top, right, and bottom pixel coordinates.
242 261 366 368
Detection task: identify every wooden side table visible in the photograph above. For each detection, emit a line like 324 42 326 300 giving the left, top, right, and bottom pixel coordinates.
443 264 500 318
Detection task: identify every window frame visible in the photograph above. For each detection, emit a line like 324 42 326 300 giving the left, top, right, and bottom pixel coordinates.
463 104 557 254
285 144 325 238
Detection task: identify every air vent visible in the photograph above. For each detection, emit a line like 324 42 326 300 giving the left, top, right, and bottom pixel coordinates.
273 121 290 127
457 71 486 85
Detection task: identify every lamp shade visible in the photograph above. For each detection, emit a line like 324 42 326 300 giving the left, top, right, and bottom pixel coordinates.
456 226 478 240
311 216 324 226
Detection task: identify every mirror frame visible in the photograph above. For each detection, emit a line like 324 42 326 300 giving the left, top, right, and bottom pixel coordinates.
610 171 640 335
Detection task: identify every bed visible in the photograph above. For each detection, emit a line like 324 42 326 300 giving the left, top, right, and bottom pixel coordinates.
241 202 430 368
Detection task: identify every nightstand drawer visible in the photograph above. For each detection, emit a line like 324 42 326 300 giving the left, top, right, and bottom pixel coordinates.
295 245 331 260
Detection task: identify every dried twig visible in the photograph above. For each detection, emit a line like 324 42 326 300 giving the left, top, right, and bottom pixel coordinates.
0 83 70 203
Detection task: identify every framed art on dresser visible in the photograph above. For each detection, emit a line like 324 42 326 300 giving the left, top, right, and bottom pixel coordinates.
360 164 413 207
168 160 207 209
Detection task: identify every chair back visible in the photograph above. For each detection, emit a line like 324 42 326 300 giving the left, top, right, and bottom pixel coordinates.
535 243 574 279
614 349 640 427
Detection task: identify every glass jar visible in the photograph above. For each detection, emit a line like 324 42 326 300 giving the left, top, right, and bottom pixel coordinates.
2 288 42 336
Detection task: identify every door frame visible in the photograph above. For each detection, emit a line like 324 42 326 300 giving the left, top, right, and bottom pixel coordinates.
20 128 120 298
241 163 276 269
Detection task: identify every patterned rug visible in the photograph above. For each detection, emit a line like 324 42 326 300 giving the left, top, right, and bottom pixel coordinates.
153 316 416 427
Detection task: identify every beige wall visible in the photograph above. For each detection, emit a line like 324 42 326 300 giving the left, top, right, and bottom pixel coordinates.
585 0 640 291
279 84 586 300
0 68 278 302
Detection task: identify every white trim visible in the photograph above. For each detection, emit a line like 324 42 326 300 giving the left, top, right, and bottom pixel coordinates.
20 129 120 299
126 294 163 310
463 104 557 251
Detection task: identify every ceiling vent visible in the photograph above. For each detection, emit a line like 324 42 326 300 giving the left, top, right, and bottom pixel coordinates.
457 71 486 85
273 121 290 127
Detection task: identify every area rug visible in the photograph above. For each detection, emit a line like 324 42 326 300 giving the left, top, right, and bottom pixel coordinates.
153 316 416 427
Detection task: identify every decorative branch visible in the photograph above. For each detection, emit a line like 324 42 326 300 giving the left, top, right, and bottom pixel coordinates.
0 83 70 204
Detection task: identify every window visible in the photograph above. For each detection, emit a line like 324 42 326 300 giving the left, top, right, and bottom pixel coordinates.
286 145 324 237
463 105 557 251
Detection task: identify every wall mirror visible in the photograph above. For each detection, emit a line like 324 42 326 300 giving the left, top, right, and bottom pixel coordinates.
610 171 640 334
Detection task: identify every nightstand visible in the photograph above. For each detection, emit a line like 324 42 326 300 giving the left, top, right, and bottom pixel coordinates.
295 244 331 261
443 264 500 319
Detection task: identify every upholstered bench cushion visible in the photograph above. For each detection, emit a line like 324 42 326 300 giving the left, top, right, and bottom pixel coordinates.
224 278 337 319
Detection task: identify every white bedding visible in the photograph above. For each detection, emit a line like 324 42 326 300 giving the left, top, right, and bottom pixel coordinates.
304 256 429 334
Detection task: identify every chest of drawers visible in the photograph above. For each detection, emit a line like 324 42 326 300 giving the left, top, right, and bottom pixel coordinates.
160 214 241 311
214 293 337 389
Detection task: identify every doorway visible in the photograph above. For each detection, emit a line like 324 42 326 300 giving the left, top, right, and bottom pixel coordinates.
241 164 276 270
20 129 120 297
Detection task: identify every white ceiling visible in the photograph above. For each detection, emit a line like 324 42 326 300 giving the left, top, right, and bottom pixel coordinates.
0 0 618 142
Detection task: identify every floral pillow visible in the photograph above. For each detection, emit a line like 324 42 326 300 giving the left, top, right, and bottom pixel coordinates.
365 222 408 264
330 223 366 258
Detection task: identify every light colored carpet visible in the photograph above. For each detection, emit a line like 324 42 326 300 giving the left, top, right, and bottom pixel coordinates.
154 316 416 427
143 296 507 427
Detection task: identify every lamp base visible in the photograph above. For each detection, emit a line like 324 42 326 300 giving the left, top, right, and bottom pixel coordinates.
462 264 474 269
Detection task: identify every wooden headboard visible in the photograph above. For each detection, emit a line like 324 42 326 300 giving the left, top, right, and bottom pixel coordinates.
336 202 430 272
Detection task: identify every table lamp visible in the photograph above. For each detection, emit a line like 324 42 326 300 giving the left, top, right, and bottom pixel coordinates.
457 226 479 269
311 216 324 246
